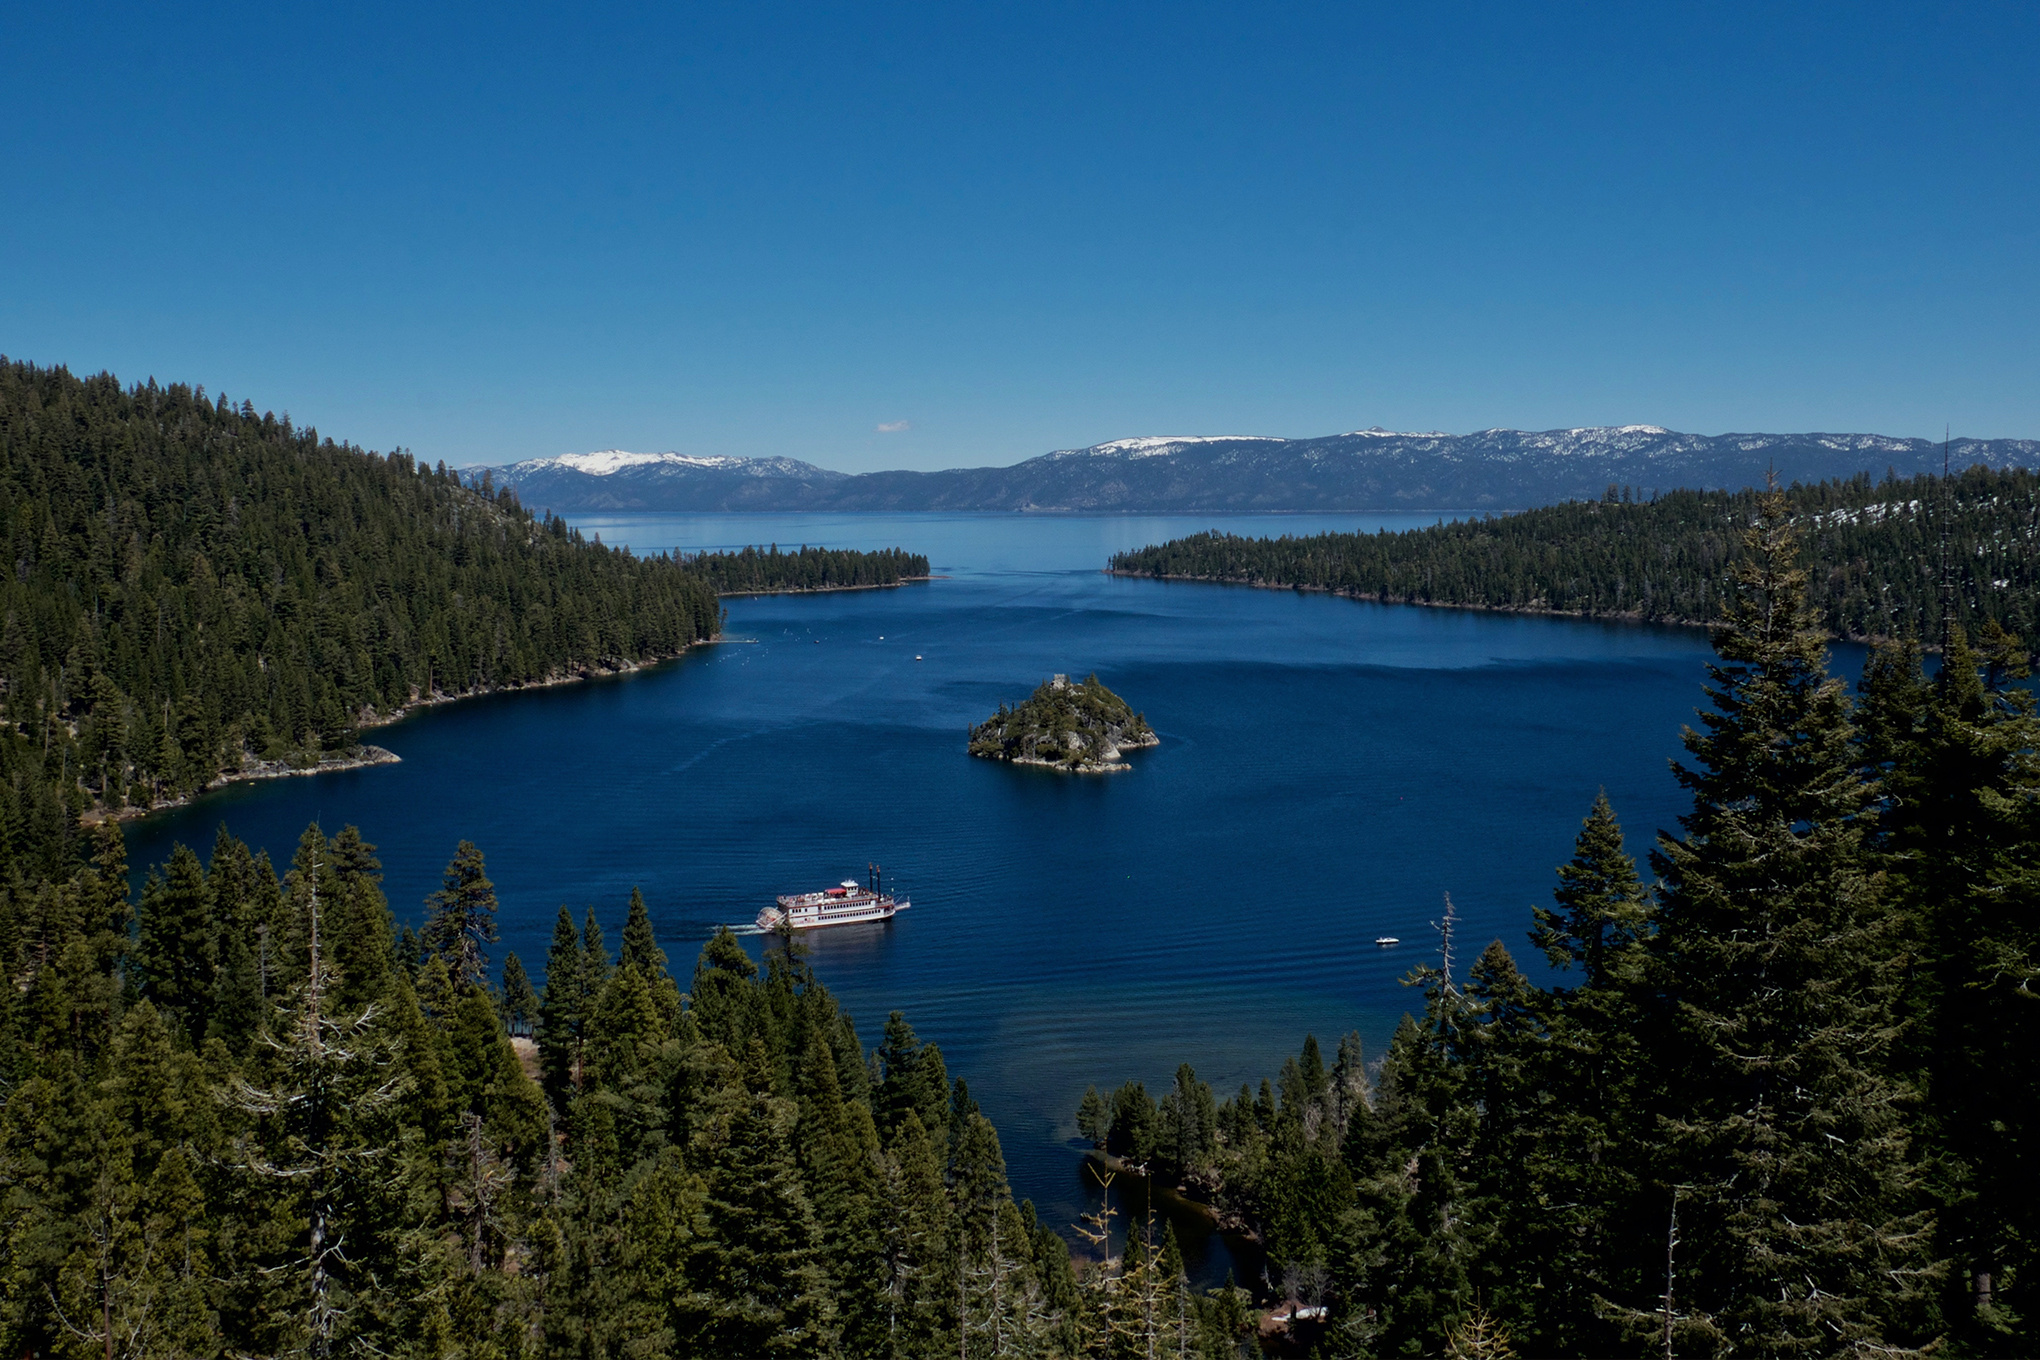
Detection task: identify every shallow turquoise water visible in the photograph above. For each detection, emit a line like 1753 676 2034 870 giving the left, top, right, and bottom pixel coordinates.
128 511 1774 1279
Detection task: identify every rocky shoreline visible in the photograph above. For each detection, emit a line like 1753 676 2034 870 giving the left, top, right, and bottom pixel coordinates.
220 745 402 784
354 650 692 729
991 728 1161 775
92 745 404 824
92 647 705 825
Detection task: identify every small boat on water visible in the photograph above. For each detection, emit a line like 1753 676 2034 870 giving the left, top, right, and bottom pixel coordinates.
1374 935 1400 947
757 864 910 931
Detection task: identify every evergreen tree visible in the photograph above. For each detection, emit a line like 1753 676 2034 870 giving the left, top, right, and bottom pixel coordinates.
536 906 587 1108
796 1025 885 1356
222 841 406 1360
618 885 684 1030
1108 1206 1189 1359
1642 489 1937 1354
619 885 665 974
877 1110 955 1359
209 923 264 1055
689 924 760 1053
1331 908 1482 1359
585 945 677 1165
324 827 393 1012
421 839 498 989
443 983 548 1168
1455 941 1546 1342
1077 1084 1109 1148
1106 1081 1157 1164
1326 1032 1370 1143
500 950 537 1038
45 1001 218 1360
952 1110 1043 1357
1865 623 2040 1346
581 904 611 981
874 1011 952 1153
685 1039 840 1357
134 844 218 1042
1520 791 1657 1355
1531 789 1653 986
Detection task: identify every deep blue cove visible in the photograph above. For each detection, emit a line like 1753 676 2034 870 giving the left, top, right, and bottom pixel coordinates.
124 511 1816 1279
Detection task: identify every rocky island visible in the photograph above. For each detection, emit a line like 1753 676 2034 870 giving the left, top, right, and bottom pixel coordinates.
968 673 1157 773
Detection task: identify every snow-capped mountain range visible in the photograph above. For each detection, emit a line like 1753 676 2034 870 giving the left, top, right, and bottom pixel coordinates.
513 450 828 478
474 427 2040 515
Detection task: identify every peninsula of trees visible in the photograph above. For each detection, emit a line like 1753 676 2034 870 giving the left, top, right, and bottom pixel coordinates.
968 673 1157 772
680 543 930 594
0 360 922 875
1081 494 2040 1358
1109 466 2040 649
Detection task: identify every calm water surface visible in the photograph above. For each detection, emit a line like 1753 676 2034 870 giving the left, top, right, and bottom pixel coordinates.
130 512 1816 1279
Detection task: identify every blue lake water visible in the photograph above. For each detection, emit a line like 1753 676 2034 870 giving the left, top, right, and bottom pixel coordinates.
127 511 1836 1279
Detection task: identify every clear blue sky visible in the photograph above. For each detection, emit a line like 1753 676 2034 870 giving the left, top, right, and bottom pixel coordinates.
4 2 2035 471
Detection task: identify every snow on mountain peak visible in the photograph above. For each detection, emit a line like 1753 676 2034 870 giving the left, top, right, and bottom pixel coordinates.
530 450 750 476
1068 435 1284 458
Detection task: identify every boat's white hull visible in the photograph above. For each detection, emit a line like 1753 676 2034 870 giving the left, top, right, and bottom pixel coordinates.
756 898 910 931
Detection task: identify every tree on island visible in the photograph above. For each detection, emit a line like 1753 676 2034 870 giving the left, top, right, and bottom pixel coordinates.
968 673 1156 771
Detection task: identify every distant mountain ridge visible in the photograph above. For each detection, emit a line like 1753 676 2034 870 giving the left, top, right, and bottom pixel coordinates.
477 427 2040 514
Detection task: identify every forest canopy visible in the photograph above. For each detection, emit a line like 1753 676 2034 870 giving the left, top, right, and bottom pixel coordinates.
1086 493 2040 1358
674 542 929 594
0 359 921 881
0 820 1142 1358
1109 466 2040 650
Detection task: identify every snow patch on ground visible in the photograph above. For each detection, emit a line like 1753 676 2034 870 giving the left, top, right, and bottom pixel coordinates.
1810 500 1923 527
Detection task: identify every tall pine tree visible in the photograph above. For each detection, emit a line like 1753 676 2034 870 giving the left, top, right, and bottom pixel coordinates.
1643 489 1937 1355
420 840 498 990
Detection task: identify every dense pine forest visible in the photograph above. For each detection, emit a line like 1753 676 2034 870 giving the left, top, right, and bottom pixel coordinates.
679 543 930 594
2 816 1204 1356
0 360 723 879
1083 495 2040 1357
0 360 926 885
1108 467 2040 650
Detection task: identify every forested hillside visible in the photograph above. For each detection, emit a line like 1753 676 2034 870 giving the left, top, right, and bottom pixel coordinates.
0 823 1201 1356
0 361 928 884
1110 467 2040 649
1085 496 2040 1357
0 360 722 877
